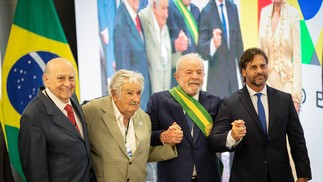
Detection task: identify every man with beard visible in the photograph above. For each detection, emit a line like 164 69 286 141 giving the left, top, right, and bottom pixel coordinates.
208 47 311 182
147 53 222 182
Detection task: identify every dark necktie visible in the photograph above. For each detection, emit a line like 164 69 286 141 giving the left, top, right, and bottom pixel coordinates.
220 3 227 40
135 15 142 33
185 114 193 132
65 104 80 132
255 93 267 134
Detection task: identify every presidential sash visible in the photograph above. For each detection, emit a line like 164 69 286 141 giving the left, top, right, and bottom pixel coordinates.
169 86 213 136
173 0 199 45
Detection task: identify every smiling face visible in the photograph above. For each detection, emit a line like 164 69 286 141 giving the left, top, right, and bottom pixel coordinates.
112 81 142 118
43 58 76 103
242 54 268 92
153 0 169 28
175 54 205 96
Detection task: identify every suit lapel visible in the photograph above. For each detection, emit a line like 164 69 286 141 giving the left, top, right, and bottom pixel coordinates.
167 97 193 144
70 96 86 140
239 86 266 136
122 3 144 44
146 10 159 50
210 0 222 29
39 89 83 139
132 112 146 158
101 97 128 157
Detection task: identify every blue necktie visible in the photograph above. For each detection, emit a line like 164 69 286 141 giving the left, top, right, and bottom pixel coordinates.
220 4 227 40
255 93 267 134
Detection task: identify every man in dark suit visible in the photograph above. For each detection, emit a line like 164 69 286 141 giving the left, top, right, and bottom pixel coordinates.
198 0 244 98
147 53 222 182
167 0 200 55
18 58 93 182
167 0 200 87
0 123 14 182
114 0 151 111
208 47 312 182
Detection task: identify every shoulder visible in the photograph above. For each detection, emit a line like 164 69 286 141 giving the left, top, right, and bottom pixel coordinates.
82 96 110 111
268 86 292 99
200 0 215 14
260 4 273 16
136 108 150 121
284 4 300 20
190 3 200 13
138 6 151 18
200 91 221 102
151 90 171 98
22 93 47 117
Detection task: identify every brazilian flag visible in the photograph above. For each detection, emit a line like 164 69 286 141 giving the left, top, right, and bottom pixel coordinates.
1 0 79 180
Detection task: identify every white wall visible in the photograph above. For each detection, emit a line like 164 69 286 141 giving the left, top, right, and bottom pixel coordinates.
74 0 102 103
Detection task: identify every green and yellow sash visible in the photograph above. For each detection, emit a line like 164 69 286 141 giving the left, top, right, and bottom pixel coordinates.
174 0 199 45
169 86 213 136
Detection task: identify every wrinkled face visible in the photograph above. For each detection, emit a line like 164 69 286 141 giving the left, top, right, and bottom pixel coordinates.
112 82 142 117
181 0 191 6
242 54 268 91
175 59 204 96
127 0 140 12
153 0 169 28
43 60 76 103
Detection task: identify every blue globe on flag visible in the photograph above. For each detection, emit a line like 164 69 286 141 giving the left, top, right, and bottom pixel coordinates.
6 51 58 114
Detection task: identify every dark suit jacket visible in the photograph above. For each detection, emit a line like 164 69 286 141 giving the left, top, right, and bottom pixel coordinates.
147 90 222 182
198 0 243 98
18 87 92 182
208 85 312 182
0 124 14 182
114 2 151 111
167 1 200 54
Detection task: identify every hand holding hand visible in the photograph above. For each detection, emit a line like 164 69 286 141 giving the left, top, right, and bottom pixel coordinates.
231 119 246 141
212 28 222 48
174 30 188 53
160 122 184 146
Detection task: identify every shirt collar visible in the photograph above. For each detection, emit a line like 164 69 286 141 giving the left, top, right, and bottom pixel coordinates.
43 87 71 111
215 0 226 7
246 84 267 97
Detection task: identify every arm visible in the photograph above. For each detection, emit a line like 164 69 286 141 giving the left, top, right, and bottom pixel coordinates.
290 7 302 106
18 113 49 182
233 4 244 59
208 98 235 152
197 9 214 61
286 95 311 180
113 11 131 70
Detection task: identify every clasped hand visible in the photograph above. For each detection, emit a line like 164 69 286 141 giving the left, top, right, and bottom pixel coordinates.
160 122 184 146
231 119 247 141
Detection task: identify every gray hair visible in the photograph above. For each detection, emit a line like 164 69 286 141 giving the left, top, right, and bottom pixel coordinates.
176 53 205 72
108 69 144 96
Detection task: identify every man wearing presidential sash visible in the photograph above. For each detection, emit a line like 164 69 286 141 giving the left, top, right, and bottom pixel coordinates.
147 53 222 182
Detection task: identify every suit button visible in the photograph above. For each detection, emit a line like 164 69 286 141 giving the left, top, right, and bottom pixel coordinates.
129 161 132 165
264 160 267 165
127 178 130 181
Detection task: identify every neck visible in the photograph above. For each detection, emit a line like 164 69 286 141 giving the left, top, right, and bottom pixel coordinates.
273 2 282 11
123 117 130 128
